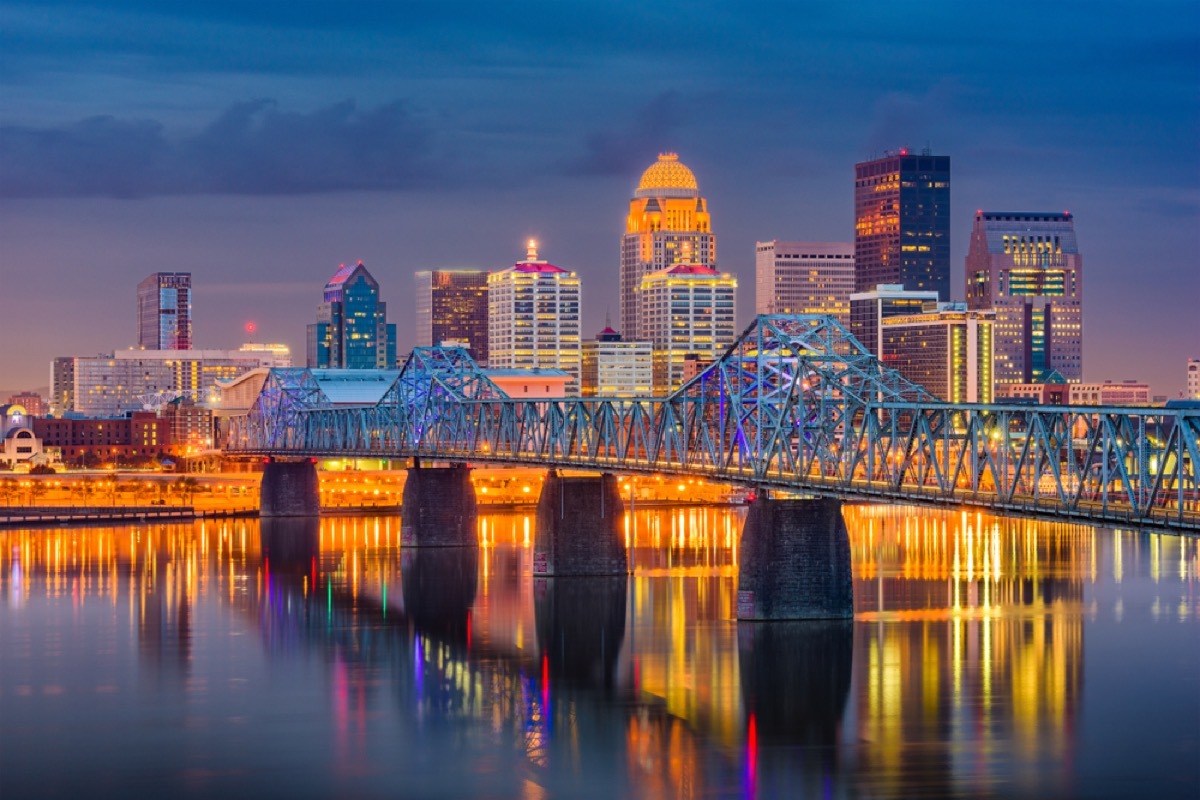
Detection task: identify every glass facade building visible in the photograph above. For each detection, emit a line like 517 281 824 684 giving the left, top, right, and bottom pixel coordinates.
854 152 951 300
137 272 192 350
965 212 1083 384
307 262 397 369
414 270 490 364
581 328 653 397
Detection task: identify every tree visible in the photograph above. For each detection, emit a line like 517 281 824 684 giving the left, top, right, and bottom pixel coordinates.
0 478 17 506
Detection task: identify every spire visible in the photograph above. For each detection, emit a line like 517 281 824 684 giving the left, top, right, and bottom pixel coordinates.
526 238 539 262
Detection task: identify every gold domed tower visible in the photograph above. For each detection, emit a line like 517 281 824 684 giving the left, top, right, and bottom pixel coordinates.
620 153 715 340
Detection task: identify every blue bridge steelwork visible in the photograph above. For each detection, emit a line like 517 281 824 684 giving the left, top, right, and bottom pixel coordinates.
227 316 1200 532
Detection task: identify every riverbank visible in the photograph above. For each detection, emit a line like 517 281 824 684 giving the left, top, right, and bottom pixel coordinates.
0 505 257 528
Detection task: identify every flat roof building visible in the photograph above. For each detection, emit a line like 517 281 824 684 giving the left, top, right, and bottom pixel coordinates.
855 151 951 300
756 241 854 327
137 272 192 351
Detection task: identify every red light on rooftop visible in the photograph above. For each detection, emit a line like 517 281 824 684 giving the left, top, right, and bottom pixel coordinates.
900 148 908 156
245 321 256 335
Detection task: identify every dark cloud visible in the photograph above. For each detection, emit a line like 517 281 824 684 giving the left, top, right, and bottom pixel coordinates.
562 92 687 177
0 98 441 197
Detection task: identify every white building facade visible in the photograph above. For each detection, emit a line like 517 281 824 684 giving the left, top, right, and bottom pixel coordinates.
487 243 582 395
639 263 737 392
755 241 855 328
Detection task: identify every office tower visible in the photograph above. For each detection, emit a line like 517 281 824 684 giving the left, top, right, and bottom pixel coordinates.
881 304 995 403
137 272 192 350
755 241 855 327
854 150 951 299
849 284 940 357
306 261 397 369
639 255 737 393
414 270 490 364
621 153 715 341
1187 359 1199 400
487 242 582 394
966 212 1083 384
581 326 653 397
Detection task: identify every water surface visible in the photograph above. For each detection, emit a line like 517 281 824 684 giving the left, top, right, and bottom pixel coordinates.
1 506 1197 798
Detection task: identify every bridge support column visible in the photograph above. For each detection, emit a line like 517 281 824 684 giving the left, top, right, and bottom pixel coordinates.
736 496 853 620
260 458 320 517
401 463 478 547
533 471 626 576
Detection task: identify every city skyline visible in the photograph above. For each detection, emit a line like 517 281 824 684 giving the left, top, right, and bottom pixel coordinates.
1 2 1197 395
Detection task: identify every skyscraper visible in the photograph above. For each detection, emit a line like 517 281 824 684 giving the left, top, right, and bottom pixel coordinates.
966 212 1083 384
755 241 855 327
639 256 737 393
414 270 490 364
137 272 192 350
621 153 715 341
306 262 397 369
487 242 582 394
854 150 951 299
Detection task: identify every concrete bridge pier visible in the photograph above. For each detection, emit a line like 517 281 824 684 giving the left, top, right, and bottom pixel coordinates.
401 463 478 547
260 458 320 517
533 471 626 576
736 496 853 620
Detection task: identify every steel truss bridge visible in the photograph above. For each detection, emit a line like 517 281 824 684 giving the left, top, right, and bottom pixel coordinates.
227 316 1199 532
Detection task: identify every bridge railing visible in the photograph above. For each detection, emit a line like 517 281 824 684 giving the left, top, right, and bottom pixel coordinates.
227 394 1199 531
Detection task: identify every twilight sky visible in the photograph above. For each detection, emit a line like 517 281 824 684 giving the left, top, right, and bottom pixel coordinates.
1 0 1197 395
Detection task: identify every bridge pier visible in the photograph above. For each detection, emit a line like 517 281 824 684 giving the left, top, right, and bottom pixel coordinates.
736 496 853 620
401 463 478 547
533 471 626 576
260 458 320 517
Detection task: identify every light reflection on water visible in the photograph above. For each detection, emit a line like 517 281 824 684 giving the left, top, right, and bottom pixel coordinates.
1 507 1198 799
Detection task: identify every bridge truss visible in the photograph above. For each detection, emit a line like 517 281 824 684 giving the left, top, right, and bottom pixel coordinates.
227 316 1200 532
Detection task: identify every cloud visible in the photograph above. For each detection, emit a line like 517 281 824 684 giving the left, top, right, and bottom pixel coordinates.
561 92 687 177
0 98 442 197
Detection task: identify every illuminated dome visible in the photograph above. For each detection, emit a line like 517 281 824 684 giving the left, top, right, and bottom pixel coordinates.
635 153 700 199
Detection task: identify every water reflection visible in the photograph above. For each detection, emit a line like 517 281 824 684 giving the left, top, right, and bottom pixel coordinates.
1 506 1197 798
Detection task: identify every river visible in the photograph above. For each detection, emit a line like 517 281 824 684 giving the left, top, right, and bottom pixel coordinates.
1 506 1197 798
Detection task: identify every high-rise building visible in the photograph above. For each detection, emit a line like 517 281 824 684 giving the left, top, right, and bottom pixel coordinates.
306 262 397 369
966 212 1083 384
639 258 737 393
137 272 192 350
854 151 951 299
849 284 939 357
1187 359 1199 400
621 153 715 341
414 270 490 364
487 242 582 394
755 241 855 327
881 304 995 403
581 326 653 397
